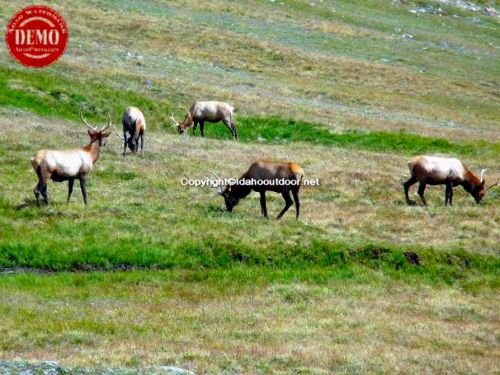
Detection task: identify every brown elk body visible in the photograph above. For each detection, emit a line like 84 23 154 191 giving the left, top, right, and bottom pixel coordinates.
114 106 146 156
403 155 497 206
170 101 237 139
215 160 304 219
31 110 111 206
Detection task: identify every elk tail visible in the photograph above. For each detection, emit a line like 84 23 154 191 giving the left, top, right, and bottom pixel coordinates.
31 153 42 171
291 165 304 184
407 158 418 177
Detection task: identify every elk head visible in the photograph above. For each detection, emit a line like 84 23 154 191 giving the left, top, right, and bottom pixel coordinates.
113 125 137 152
80 109 112 145
473 169 499 204
209 171 241 212
170 113 191 135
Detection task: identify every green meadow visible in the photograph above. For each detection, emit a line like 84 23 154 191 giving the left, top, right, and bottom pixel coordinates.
0 0 499 373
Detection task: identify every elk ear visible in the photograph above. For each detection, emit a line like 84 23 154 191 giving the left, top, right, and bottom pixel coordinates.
88 129 93 136
101 131 112 138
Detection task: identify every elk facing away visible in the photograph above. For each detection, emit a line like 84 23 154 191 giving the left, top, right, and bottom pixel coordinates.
403 155 498 206
213 161 303 219
114 106 146 156
31 110 111 206
170 101 237 139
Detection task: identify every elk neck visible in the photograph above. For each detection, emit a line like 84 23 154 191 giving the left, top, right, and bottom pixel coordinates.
83 137 102 163
231 179 252 198
462 169 481 192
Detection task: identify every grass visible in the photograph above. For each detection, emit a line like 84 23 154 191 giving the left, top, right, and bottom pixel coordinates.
211 117 500 158
0 269 498 373
2 0 499 142
1 66 498 157
0 0 499 373
2 220 498 289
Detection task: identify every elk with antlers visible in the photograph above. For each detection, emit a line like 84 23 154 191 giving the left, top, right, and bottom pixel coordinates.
113 106 146 156
211 160 303 219
403 155 498 206
170 101 237 139
31 109 112 206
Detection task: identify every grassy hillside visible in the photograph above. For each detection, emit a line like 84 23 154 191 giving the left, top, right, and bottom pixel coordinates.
0 0 499 373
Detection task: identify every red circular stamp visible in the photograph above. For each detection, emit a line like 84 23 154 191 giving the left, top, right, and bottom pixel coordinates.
5 5 68 68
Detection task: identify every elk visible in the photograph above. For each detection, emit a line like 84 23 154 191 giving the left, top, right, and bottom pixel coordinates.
212 160 303 219
170 101 237 139
113 106 146 156
31 109 112 206
403 155 498 206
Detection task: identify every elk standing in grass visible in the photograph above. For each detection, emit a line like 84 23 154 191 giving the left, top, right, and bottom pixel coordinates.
170 101 237 139
114 106 146 156
213 160 303 219
403 155 498 206
31 110 112 206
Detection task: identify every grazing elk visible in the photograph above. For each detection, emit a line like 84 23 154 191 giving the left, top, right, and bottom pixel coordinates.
31 110 112 206
170 101 237 139
213 160 304 219
113 106 146 156
403 155 498 206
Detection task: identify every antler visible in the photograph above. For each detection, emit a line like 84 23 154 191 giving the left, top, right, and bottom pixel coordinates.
487 178 499 191
170 113 179 127
101 113 112 132
113 124 125 140
480 168 487 183
80 108 97 131
209 171 224 195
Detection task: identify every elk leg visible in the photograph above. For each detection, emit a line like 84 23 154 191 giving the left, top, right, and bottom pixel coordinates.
259 191 268 218
277 191 293 219
79 177 88 205
231 122 238 140
193 120 198 135
123 133 127 156
34 181 42 206
200 121 205 137
41 183 48 205
445 182 453 206
292 189 300 219
135 136 140 153
140 133 145 157
67 178 74 203
403 176 418 205
34 166 46 206
222 120 234 139
418 182 427 206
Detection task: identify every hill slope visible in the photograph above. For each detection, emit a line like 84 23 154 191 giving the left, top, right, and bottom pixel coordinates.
0 0 499 373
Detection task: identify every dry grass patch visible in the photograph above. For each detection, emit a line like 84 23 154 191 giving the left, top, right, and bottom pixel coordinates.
0 272 498 373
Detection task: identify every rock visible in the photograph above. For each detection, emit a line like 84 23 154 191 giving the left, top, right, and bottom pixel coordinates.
436 0 479 12
409 5 444 15
404 251 421 266
0 361 195 375
155 366 195 375
484 6 497 16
